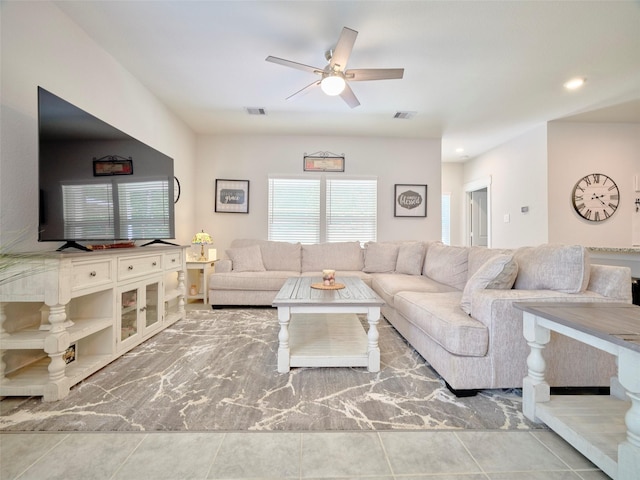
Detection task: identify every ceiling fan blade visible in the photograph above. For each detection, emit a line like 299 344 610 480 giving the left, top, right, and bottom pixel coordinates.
330 27 358 70
286 80 321 101
345 68 405 81
265 56 323 75
339 83 360 109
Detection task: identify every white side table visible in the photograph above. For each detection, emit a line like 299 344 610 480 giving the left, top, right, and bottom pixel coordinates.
186 260 216 304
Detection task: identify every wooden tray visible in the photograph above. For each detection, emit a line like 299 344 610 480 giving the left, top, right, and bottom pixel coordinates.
310 282 345 290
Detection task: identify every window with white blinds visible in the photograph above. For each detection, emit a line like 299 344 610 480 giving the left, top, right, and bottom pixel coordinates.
268 177 321 243
268 175 377 244
62 182 115 239
442 193 451 245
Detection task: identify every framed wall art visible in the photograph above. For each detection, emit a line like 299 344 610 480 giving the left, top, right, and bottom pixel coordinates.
394 184 427 217
215 179 249 213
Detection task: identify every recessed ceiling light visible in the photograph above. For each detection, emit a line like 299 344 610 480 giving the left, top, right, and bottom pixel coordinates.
455 147 465 154
563 77 586 90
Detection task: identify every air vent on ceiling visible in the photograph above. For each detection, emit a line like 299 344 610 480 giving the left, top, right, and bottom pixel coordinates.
393 111 417 120
246 107 267 116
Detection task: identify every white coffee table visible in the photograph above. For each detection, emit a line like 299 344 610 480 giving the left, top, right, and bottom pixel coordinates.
272 276 384 373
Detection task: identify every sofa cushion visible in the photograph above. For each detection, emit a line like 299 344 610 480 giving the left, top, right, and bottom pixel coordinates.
363 242 399 273
394 291 488 357
395 242 426 275
467 246 514 278
514 244 590 293
260 241 301 271
372 273 458 308
301 242 364 272
460 254 518 314
226 245 266 272
423 243 469 291
208 270 297 291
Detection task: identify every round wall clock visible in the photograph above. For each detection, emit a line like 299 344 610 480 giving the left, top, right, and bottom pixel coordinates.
173 176 181 204
571 173 619 222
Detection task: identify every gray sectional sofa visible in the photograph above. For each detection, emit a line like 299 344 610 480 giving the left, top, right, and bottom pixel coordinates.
208 239 632 391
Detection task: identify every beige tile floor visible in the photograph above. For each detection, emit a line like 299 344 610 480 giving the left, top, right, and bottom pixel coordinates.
0 430 609 480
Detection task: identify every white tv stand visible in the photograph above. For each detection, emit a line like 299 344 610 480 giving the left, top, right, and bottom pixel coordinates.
0 245 187 401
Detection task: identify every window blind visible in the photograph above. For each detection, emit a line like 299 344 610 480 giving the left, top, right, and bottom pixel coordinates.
62 182 115 239
117 180 171 239
326 178 377 243
268 177 320 243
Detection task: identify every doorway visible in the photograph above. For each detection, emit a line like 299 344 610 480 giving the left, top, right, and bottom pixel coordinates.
464 177 492 247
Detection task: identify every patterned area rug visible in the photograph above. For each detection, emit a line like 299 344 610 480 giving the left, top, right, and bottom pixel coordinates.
0 308 541 432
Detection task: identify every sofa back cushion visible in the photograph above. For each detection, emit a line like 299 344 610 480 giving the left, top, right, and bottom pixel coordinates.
363 242 399 273
395 242 426 275
423 243 470 291
260 241 301 271
302 242 364 272
467 246 514 279
514 244 590 293
226 244 266 272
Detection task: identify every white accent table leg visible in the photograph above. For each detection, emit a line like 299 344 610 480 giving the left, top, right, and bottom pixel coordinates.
277 307 291 373
618 348 640 480
366 307 380 372
522 312 551 422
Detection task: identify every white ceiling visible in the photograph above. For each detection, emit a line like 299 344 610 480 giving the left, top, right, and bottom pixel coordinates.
54 0 640 162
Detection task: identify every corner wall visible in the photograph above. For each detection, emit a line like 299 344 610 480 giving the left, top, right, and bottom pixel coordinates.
195 134 442 253
0 1 197 251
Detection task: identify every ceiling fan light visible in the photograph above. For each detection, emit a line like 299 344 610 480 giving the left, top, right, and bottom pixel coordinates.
321 75 346 96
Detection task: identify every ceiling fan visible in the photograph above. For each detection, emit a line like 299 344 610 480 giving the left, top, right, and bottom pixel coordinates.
266 27 404 108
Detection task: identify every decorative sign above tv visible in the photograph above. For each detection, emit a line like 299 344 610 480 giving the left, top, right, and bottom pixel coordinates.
37 87 176 251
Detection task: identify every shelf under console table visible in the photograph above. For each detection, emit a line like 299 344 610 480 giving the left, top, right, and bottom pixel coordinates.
0 245 187 401
515 302 640 480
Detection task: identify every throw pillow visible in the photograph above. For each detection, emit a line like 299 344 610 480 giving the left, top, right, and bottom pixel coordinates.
395 242 425 275
460 254 518 314
226 244 266 272
363 242 399 273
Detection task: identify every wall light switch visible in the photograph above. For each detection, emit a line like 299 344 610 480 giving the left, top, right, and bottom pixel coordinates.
504 214 510 223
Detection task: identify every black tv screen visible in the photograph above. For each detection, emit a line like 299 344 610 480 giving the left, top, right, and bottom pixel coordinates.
38 87 175 250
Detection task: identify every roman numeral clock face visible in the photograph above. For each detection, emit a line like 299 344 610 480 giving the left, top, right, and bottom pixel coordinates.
572 173 620 222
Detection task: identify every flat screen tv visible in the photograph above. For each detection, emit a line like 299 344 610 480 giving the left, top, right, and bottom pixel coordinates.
37 87 176 251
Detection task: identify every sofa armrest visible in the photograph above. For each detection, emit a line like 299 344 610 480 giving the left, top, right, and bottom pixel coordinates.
215 259 232 273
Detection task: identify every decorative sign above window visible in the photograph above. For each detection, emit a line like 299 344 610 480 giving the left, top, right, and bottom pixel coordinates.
303 151 345 172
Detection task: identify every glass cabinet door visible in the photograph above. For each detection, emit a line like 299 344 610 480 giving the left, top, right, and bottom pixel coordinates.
144 282 160 332
120 288 139 341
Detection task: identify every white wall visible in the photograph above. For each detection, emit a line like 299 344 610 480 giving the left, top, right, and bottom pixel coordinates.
195 135 442 253
441 163 465 246
0 1 197 251
547 121 640 247
463 124 549 248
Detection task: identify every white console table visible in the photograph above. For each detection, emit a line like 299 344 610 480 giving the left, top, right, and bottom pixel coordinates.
0 246 187 401
516 302 640 480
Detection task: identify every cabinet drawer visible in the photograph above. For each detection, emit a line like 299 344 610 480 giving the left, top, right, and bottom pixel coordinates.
165 251 183 270
117 255 163 281
71 259 113 292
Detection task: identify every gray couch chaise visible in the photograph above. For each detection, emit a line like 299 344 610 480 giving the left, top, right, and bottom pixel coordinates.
208 239 633 391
